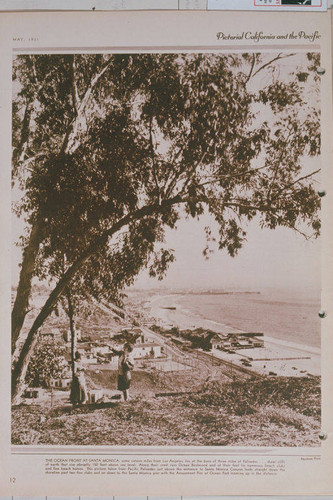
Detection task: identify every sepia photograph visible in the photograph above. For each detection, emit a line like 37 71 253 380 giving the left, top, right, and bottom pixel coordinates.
11 50 322 448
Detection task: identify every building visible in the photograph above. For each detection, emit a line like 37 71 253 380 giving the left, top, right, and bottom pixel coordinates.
121 327 143 337
236 339 255 349
132 342 162 359
137 334 151 344
211 338 226 350
252 338 264 347
211 332 264 351
77 348 98 364
64 328 81 343
49 378 72 389
40 328 64 343
91 345 111 356
40 332 56 343
24 387 45 399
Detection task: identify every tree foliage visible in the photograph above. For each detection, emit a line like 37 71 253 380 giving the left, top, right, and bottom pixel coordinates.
12 52 321 401
25 341 67 388
14 53 321 291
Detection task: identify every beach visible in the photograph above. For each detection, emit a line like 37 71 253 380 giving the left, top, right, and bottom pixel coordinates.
145 292 321 377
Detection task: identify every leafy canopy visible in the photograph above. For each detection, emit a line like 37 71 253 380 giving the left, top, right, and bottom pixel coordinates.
25 340 67 388
13 53 321 302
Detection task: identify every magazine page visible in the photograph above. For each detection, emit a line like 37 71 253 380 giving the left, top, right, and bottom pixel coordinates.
0 9 332 497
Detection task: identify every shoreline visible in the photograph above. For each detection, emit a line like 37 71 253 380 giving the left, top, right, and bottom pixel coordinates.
145 293 321 377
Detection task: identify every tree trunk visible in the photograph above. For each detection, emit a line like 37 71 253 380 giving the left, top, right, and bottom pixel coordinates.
12 102 32 168
11 230 109 404
11 58 116 360
11 330 41 406
11 196 182 403
11 217 43 354
66 289 77 379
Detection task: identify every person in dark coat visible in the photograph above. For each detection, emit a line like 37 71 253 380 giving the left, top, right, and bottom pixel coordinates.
112 343 134 401
70 351 88 405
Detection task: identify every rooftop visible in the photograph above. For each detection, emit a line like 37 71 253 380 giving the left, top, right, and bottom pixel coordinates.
133 342 160 348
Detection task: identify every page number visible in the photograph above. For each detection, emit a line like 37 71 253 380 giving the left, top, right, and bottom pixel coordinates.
10 477 16 483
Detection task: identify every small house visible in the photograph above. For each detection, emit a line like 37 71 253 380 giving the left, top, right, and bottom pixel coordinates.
237 339 254 349
251 337 264 347
64 328 81 343
24 387 44 399
50 378 72 389
40 332 56 343
211 338 225 350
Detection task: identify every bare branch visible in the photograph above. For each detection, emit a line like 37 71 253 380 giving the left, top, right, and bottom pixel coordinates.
63 56 114 154
13 101 32 167
30 56 42 91
291 226 313 241
252 53 296 79
70 55 80 116
244 54 256 84
13 56 43 168
149 114 161 203
78 57 113 113
15 152 48 171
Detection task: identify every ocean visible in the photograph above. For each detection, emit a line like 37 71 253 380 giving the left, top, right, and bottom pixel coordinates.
149 290 321 349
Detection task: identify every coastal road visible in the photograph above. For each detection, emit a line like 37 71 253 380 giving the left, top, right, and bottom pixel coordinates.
193 348 262 380
98 299 258 381
142 325 258 381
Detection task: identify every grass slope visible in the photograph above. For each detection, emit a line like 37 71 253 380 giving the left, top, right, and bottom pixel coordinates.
12 376 320 447
87 367 230 397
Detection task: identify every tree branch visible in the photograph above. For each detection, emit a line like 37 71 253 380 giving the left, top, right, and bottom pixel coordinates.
63 56 114 154
70 55 80 117
244 54 256 84
13 56 43 169
149 114 160 203
271 168 320 201
252 53 296 79
78 57 113 113
195 164 270 189
11 193 184 402
177 150 208 197
13 101 32 167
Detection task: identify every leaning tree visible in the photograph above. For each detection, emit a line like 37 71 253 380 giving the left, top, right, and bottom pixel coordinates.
11 52 321 402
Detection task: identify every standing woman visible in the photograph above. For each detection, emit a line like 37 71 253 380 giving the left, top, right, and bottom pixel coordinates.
116 343 134 401
70 351 88 405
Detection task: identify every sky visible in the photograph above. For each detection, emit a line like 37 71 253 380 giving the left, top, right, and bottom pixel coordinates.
132 209 321 294
12 198 321 295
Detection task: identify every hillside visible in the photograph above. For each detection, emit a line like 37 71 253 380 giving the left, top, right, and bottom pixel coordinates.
87 368 222 398
12 376 321 447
